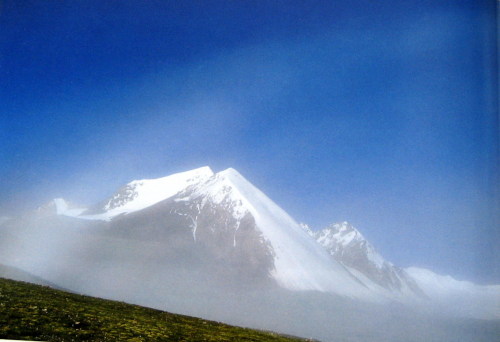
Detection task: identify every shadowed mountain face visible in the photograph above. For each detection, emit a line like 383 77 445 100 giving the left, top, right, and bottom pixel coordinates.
0 212 275 307
106 194 276 288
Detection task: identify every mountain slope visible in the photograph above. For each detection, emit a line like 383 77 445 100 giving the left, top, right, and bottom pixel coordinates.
310 222 423 296
177 168 372 297
50 167 373 299
308 222 500 319
58 166 214 221
0 277 311 342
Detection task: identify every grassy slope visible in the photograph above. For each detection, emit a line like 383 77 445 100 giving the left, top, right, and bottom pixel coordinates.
0 278 312 342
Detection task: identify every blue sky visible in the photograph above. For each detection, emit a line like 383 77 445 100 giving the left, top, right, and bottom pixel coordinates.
1 1 498 283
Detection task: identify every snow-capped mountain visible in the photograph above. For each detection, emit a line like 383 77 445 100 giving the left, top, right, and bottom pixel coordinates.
310 222 423 296
306 222 499 318
51 166 374 298
172 168 371 296
57 166 214 220
1 166 499 341
5 166 498 321
47 167 498 302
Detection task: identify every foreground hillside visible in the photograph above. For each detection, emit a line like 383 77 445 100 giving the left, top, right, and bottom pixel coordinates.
0 278 311 342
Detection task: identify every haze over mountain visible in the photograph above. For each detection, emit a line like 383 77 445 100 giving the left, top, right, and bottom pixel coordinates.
2 0 498 288
2 2 498 341
1 167 498 341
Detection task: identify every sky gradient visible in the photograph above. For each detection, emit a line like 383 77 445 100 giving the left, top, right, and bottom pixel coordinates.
1 1 498 283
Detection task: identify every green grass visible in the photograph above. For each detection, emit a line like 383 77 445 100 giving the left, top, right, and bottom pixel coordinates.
0 277 312 342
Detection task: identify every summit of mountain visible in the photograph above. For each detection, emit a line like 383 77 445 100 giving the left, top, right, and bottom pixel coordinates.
309 221 424 296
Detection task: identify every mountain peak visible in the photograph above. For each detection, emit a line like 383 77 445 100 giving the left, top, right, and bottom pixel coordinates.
218 167 239 176
56 166 214 221
316 221 367 251
315 222 386 271
174 168 372 297
216 168 248 186
145 166 214 184
312 222 429 295
97 166 215 218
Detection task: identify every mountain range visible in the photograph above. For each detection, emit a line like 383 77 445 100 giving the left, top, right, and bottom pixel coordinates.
0 166 498 341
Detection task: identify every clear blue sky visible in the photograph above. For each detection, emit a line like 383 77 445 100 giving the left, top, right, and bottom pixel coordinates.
1 1 498 283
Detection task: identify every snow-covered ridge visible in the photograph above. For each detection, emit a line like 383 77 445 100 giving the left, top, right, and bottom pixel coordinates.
99 166 214 215
58 166 214 221
406 267 500 319
406 267 500 296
